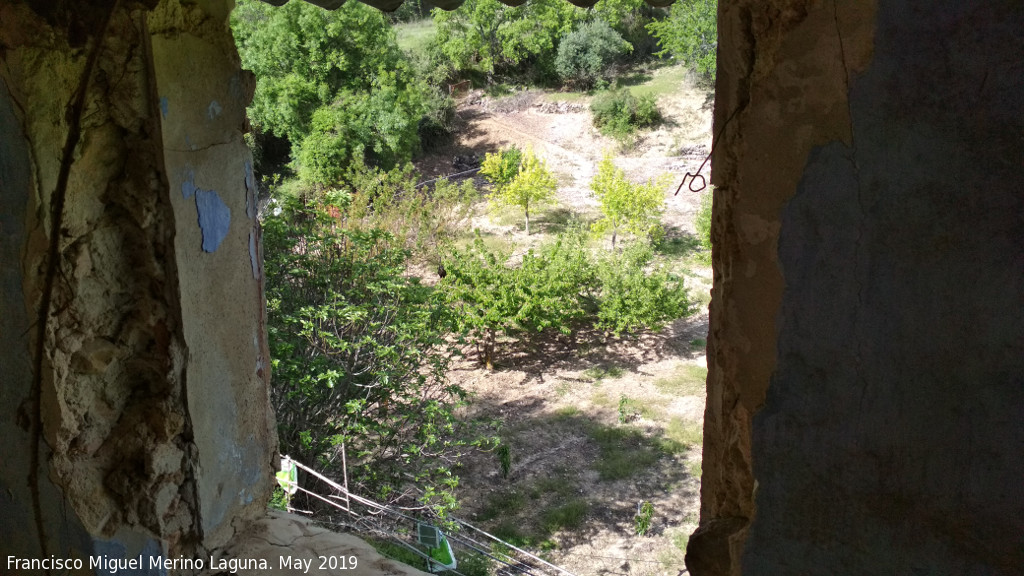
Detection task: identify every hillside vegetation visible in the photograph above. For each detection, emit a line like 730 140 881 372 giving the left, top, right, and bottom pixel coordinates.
233 0 717 573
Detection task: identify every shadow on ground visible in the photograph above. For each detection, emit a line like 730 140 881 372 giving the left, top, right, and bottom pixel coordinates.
455 391 699 550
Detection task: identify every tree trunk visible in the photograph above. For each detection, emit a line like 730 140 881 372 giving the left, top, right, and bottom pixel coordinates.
525 206 530 236
485 328 495 371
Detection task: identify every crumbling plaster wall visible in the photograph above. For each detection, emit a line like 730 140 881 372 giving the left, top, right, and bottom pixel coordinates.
1 0 275 563
692 1 1024 574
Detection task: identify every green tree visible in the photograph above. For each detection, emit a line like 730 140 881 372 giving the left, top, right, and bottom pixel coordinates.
555 20 632 88
430 0 580 81
232 0 444 184
440 236 518 370
479 146 523 191
590 0 659 55
441 232 596 368
594 242 690 335
489 148 557 235
591 156 667 248
429 0 657 83
292 74 428 184
263 192 471 513
441 229 691 362
647 0 718 84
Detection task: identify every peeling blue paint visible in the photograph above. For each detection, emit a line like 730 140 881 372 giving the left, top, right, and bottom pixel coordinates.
207 100 222 120
249 230 259 279
238 488 254 506
181 166 196 199
195 190 230 253
159 97 169 119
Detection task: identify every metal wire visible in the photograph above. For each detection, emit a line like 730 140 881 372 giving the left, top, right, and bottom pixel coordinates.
673 105 741 196
415 168 481 189
280 456 575 576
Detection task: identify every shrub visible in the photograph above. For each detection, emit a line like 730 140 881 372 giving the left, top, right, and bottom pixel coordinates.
417 90 457 150
442 230 691 364
441 231 597 367
633 92 661 125
594 242 691 336
590 88 662 140
268 487 288 511
555 20 632 89
497 444 512 479
328 160 480 259
293 79 432 186
263 192 473 514
635 501 654 535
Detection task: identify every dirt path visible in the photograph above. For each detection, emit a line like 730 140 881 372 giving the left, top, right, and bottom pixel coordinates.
414 68 715 576
418 71 715 234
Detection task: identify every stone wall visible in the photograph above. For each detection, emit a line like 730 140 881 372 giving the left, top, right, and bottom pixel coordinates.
0 0 276 564
692 1 1024 574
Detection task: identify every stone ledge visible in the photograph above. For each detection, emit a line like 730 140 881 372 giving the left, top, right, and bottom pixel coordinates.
214 510 429 576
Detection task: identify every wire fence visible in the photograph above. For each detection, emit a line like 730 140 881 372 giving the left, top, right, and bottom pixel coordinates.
279 456 578 576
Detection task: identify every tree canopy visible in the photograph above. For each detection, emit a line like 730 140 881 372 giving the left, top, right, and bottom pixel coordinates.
232 0 443 184
429 0 653 82
591 156 667 248
488 148 557 235
555 20 632 88
647 0 718 84
264 191 474 513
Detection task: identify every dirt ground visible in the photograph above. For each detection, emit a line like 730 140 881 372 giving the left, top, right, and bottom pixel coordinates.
414 66 714 576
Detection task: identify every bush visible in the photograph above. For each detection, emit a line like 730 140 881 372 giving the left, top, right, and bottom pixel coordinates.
555 20 632 89
647 0 718 84
590 88 662 140
441 231 596 368
635 501 654 536
417 91 457 150
293 78 433 186
497 444 512 478
441 230 691 364
326 160 480 259
594 242 690 335
263 192 472 514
